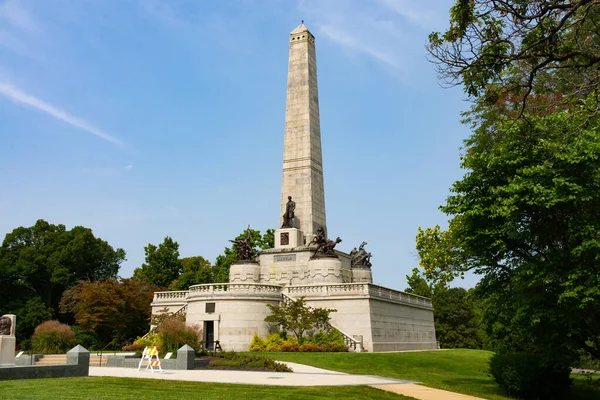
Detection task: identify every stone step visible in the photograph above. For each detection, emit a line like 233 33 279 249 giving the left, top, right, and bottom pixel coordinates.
35 355 67 365
32 353 119 367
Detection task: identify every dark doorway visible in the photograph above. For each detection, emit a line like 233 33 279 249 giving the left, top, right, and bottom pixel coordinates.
204 321 214 350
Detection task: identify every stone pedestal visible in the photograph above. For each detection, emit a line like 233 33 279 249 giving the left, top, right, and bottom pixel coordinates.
0 336 16 366
229 261 260 283
275 228 304 249
307 257 344 284
352 268 373 283
0 314 16 367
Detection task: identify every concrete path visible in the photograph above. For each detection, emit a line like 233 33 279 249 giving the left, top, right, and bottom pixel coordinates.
89 363 412 387
89 361 485 399
373 384 485 400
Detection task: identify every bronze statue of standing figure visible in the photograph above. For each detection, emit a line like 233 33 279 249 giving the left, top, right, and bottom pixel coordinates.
281 196 296 228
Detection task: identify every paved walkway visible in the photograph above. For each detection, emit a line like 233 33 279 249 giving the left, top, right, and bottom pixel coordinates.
89 362 411 387
89 361 485 399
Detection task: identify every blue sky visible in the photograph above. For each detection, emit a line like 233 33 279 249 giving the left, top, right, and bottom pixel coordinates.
0 0 478 289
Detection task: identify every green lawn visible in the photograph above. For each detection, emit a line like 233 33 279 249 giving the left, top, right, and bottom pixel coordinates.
0 377 414 400
250 350 600 400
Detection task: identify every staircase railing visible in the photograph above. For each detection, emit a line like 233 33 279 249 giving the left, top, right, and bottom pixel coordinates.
280 292 364 352
142 303 188 339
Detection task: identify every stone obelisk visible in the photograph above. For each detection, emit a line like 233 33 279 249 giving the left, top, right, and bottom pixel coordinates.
280 22 326 243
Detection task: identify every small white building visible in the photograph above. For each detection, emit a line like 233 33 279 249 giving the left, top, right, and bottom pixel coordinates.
151 23 437 352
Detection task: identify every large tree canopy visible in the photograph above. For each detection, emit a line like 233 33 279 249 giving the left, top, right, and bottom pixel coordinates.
169 256 213 290
60 278 158 347
428 0 600 115
421 0 600 363
419 98 600 358
405 268 485 349
0 219 125 341
133 236 182 288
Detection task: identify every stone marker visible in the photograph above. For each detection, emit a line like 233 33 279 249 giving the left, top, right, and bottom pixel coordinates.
0 314 16 366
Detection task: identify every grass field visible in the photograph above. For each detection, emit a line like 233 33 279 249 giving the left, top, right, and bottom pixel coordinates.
0 377 414 400
251 349 600 400
4 350 600 400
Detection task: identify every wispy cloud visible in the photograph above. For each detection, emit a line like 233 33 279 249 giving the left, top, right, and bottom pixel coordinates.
0 0 39 33
81 165 134 177
298 0 448 73
0 82 125 147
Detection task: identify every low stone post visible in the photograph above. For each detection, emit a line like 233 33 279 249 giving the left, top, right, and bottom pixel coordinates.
176 345 195 370
66 345 90 376
0 314 16 367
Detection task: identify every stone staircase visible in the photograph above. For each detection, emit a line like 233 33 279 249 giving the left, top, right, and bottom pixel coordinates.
89 355 108 367
35 354 66 365
280 292 365 352
34 354 108 366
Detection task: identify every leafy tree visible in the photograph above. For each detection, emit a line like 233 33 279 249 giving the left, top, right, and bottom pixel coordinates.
133 236 182 288
213 228 275 283
169 256 213 290
60 278 158 347
265 297 335 344
405 268 484 349
428 0 600 115
418 96 600 360
0 219 125 342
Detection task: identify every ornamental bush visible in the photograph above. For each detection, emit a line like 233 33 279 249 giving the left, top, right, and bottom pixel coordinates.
248 333 266 352
248 329 347 352
489 353 572 399
156 318 202 355
31 320 76 354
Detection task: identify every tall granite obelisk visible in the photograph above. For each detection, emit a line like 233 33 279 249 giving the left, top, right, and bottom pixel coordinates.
280 22 326 242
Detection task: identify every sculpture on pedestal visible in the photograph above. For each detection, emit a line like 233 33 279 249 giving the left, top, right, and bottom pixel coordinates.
310 227 342 258
229 228 257 262
350 241 372 268
281 196 296 228
0 317 11 336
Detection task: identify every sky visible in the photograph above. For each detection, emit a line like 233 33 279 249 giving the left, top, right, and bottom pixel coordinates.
0 0 478 289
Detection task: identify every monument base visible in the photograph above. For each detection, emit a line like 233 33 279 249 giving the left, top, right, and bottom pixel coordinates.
307 257 344 284
0 336 16 366
229 261 260 283
275 228 304 249
352 267 373 283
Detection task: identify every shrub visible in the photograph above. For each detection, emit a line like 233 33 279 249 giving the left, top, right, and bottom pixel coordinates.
31 320 76 354
249 329 347 352
210 351 292 372
156 318 202 355
280 343 300 352
304 328 346 348
72 326 99 351
489 353 572 399
133 333 160 348
122 343 146 352
264 332 286 352
248 334 266 352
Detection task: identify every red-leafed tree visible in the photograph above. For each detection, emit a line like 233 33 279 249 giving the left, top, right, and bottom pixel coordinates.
60 278 158 347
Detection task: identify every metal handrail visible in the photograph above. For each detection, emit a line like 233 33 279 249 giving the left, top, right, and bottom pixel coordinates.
96 340 116 367
142 303 188 339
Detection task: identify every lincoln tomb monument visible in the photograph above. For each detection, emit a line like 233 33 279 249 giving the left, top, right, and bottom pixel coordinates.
150 23 437 352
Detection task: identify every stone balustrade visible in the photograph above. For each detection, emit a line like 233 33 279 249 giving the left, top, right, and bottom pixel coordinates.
285 283 433 309
188 283 283 298
153 291 189 303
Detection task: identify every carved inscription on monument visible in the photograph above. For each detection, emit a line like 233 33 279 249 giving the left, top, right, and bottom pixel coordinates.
280 232 289 245
274 254 296 263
